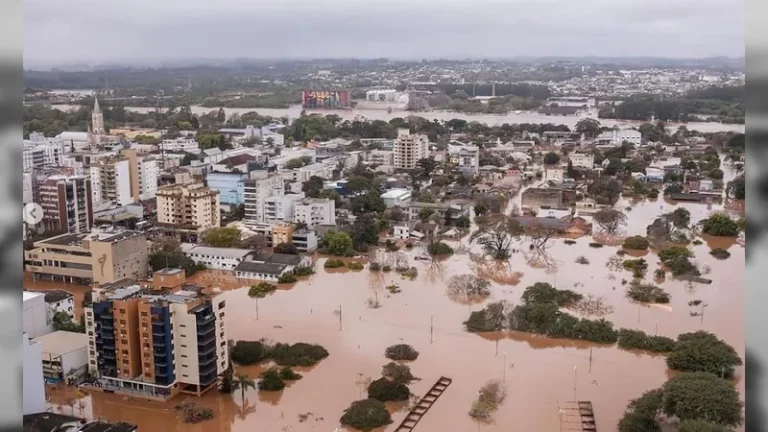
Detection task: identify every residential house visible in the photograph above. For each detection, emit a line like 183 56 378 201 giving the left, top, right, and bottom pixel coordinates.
381 189 412 208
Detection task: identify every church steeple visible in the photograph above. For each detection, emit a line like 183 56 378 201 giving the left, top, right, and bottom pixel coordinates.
91 93 105 148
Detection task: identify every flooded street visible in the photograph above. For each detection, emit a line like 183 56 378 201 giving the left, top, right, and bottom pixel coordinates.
48 103 746 133
37 165 745 432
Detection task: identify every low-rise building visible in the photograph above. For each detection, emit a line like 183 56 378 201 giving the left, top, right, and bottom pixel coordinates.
407 202 468 222
596 129 642 146
544 167 565 182
35 330 89 383
234 252 313 281
158 138 199 152
521 187 577 211
248 224 319 252
569 152 595 169
180 244 252 271
39 289 76 322
24 229 149 286
447 143 480 175
381 189 412 208
23 413 138 432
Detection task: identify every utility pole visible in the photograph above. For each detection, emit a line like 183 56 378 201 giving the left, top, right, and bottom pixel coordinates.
573 365 577 401
430 317 434 344
339 305 343 331
589 347 593 372
502 352 507 385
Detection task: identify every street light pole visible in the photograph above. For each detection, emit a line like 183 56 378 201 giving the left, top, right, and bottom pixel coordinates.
503 352 507 385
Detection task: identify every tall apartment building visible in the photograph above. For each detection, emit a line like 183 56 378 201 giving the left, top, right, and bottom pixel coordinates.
293 198 336 227
90 157 133 206
243 171 284 225
24 229 149 285
263 191 306 225
136 154 159 200
37 174 93 234
156 182 221 233
84 277 229 400
24 133 65 169
393 129 429 170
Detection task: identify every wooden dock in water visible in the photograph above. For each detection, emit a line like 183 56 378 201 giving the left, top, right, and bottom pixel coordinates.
558 401 597 431
393 376 452 432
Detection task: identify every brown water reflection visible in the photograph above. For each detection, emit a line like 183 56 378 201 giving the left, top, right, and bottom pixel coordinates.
37 165 744 432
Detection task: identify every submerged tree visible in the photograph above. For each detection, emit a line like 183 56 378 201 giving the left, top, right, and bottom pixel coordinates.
469 215 523 259
446 274 492 301
593 209 628 235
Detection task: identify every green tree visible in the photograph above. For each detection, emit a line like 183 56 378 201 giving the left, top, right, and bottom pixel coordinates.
367 377 410 402
273 242 299 255
324 231 354 256
381 362 416 385
231 373 256 404
257 369 285 391
679 420 733 432
469 215 523 259
664 182 684 195
340 399 392 431
727 175 745 199
350 191 386 215
543 152 561 165
302 175 325 198
575 118 602 139
667 331 743 378
662 372 743 427
618 389 663 432
202 227 242 247
51 312 85 333
348 213 380 249
701 213 740 237
417 158 438 178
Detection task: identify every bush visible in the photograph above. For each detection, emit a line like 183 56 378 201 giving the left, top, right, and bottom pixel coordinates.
384 239 400 251
648 188 659 199
667 331 743 378
701 213 740 237
367 377 410 402
270 342 330 367
294 265 315 276
384 344 419 361
709 248 731 260
258 368 286 391
623 259 649 278
575 256 590 265
564 239 577 245
589 242 604 248
679 419 732 432
618 389 664 432
324 259 345 268
623 235 650 250
248 282 276 298
427 241 454 256
324 231 355 256
369 262 381 271
618 329 676 353
401 267 418 279
340 399 392 431
231 340 267 365
654 269 666 281
571 318 619 344
347 261 365 270
277 273 297 283
274 242 299 255
662 372 743 427
658 246 699 276
381 362 416 384
180 401 215 423
278 366 302 381
469 380 507 421
627 282 670 304
455 215 471 228
382 265 392 272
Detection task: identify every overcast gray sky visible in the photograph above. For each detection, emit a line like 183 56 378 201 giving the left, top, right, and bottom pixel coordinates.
24 0 744 69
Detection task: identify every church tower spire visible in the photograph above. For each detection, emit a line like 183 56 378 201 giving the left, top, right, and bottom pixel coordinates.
91 93 105 148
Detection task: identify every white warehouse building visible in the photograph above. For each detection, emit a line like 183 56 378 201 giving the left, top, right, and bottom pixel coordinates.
180 244 253 271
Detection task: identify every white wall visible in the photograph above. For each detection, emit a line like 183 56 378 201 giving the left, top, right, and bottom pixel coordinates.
212 293 229 374
115 159 133 206
23 333 46 415
171 303 200 386
138 157 158 200
61 346 89 378
23 293 52 339
47 297 75 323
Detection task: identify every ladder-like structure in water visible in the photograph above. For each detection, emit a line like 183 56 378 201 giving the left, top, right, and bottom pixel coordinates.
393 376 452 432
559 400 597 431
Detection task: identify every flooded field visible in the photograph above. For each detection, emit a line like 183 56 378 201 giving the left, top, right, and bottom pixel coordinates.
37 168 745 432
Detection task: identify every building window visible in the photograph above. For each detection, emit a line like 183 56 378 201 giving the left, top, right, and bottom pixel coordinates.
122 349 129 355
218 301 225 309
120 320 126 325
181 345 187 348
220 341 226 347
122 360 129 365
140 312 148 317
219 312 225 318
181 354 187 358
119 309 126 314
180 324 186 328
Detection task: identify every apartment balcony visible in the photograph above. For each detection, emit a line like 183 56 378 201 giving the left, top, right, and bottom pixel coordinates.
199 344 217 357
153 347 168 356
154 367 168 377
199 353 217 366
197 332 216 346
102 351 116 360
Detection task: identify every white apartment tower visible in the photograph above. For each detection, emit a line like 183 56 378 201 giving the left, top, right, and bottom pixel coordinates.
393 128 429 170
294 198 336 227
243 171 284 225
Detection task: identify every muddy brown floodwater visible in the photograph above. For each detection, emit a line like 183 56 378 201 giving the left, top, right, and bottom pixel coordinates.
38 163 745 432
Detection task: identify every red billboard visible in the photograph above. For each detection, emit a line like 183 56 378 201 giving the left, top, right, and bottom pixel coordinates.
302 90 351 109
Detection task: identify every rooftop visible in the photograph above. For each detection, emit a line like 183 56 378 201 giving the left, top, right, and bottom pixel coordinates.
40 289 74 303
381 188 412 199
23 413 84 432
180 244 253 259
249 252 304 266
23 291 44 302
234 260 288 276
34 330 89 356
